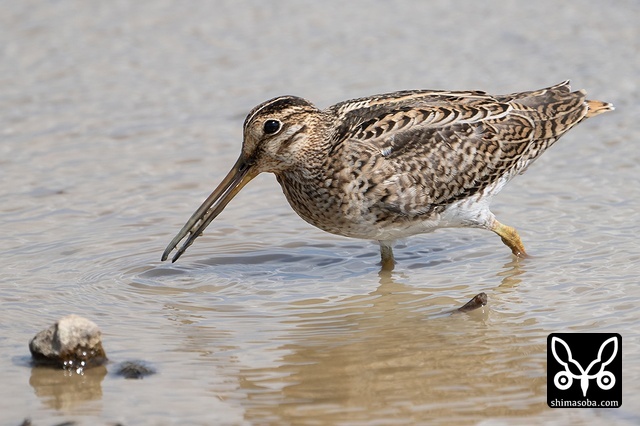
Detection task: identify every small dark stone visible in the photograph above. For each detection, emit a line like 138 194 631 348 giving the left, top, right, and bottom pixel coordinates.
29 315 107 372
18 420 78 426
114 360 156 379
456 292 488 313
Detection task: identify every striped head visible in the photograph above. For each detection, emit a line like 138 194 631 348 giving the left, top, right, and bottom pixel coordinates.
241 96 323 174
161 95 324 262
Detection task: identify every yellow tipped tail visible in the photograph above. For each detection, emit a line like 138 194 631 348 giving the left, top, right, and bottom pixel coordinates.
586 99 615 118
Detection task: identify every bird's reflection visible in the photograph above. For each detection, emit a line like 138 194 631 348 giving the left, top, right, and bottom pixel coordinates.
150 241 540 422
233 260 544 423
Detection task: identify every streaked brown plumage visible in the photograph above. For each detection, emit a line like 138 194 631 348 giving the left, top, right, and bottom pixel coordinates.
162 81 613 269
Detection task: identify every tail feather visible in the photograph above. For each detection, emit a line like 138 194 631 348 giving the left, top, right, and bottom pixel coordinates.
585 99 615 118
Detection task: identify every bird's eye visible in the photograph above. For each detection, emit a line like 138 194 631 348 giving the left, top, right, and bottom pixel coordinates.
263 119 282 135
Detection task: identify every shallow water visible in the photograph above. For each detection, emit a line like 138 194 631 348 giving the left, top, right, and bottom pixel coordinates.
2 1 639 424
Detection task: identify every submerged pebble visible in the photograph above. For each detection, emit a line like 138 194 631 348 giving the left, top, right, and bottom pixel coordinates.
114 360 157 379
456 292 488 313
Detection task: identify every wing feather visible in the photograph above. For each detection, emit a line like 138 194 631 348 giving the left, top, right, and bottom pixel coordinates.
325 82 589 218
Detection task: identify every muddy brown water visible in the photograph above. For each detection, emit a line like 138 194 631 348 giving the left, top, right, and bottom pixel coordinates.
2 1 639 424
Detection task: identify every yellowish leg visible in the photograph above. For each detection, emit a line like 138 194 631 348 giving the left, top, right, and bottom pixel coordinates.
491 219 528 258
379 241 396 271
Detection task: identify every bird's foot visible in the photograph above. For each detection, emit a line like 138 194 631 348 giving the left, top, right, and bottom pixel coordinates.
379 241 396 271
492 220 528 258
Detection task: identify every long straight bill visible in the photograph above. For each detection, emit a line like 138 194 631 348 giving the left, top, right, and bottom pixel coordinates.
161 157 258 262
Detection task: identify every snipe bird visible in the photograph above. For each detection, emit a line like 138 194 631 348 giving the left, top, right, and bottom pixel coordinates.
162 81 613 269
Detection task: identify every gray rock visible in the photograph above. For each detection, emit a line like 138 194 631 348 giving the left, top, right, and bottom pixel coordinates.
29 315 107 371
114 360 156 379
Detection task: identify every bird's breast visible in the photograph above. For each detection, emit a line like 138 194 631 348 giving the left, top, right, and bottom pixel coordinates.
274 167 437 241
275 170 374 237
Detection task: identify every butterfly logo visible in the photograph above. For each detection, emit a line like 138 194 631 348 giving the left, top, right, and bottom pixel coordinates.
551 335 618 397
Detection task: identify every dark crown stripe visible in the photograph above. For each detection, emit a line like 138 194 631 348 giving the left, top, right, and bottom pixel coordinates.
244 96 313 128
